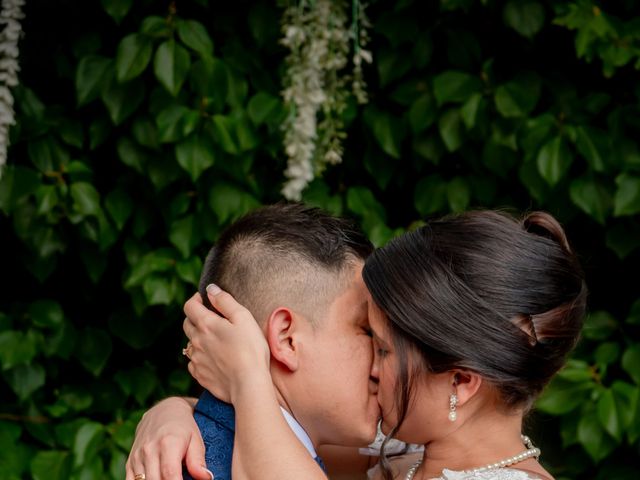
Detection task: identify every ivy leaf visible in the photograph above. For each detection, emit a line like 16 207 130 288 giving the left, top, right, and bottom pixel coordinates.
143 275 182 306
365 109 405 159
408 92 437 134
622 344 640 385
141 15 171 37
175 133 215 181
503 0 545 38
0 331 38 370
75 328 112 376
209 183 260 224
447 177 471 212
28 136 70 173
114 366 159 405
569 176 612 225
433 71 482 106
70 182 102 217
627 299 640 326
73 422 105 467
154 39 191 96
536 378 593 415
117 137 148 173
247 92 280 126
29 300 65 330
347 186 387 221
30 451 72 480
189 57 229 105
3 363 45 400
101 0 132 24
597 388 623 442
460 93 483 129
605 223 640 259
101 77 145 125
116 33 153 83
577 410 616 462
583 311 618 341
613 173 640 217
575 126 610 173
211 115 239 154
594 342 620 368
176 19 214 57
438 108 464 152
76 56 113 106
132 116 160 149
414 176 447 216
494 72 541 118
176 256 203 286
105 188 134 230
169 214 200 259
536 136 573 186
156 105 198 143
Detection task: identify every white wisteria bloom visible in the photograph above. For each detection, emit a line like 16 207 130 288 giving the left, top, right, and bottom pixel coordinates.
280 0 371 200
0 0 25 176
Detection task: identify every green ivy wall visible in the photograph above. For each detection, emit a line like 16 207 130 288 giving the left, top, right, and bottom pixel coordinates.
0 1 639 479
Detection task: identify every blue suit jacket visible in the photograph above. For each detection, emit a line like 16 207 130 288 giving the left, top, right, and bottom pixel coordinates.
183 390 326 479
183 390 235 480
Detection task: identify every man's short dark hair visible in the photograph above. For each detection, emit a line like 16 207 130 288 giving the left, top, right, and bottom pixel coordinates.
198 203 373 323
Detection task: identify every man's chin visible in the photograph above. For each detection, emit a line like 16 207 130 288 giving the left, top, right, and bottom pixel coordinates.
331 425 378 447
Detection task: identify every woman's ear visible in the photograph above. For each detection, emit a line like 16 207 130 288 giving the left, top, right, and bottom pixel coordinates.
452 370 482 407
265 308 299 372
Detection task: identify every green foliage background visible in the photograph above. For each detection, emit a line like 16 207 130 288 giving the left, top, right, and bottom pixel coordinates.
1 0 639 478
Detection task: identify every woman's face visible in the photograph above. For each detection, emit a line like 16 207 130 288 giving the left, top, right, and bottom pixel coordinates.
367 294 454 445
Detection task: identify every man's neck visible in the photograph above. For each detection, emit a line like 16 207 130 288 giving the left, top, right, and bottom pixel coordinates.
272 379 318 456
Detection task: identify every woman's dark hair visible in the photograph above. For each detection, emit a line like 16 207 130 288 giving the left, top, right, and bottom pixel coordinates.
362 210 587 478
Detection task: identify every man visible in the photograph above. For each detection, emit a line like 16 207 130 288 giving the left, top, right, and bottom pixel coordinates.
126 203 381 480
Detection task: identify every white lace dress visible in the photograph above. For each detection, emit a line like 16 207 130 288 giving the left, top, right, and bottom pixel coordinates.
433 469 542 479
367 462 542 480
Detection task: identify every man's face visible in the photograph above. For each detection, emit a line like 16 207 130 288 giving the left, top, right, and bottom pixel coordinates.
294 263 380 447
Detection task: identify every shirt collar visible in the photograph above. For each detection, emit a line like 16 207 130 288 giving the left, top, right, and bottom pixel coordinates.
280 407 317 458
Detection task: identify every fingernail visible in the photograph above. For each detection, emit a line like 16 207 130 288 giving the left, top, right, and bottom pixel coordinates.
204 467 214 480
206 283 221 296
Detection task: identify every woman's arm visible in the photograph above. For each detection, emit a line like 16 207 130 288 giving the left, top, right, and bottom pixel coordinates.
125 396 213 480
183 287 327 480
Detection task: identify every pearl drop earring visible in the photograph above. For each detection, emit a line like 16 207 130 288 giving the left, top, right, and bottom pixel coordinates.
448 393 458 422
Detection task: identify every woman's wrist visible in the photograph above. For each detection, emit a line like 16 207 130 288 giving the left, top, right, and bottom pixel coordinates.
230 368 273 406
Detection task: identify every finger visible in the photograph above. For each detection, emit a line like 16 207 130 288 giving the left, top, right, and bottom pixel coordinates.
158 436 190 480
184 293 224 327
205 285 250 324
183 317 194 340
125 456 135 480
126 451 147 480
184 433 212 480
141 446 162 480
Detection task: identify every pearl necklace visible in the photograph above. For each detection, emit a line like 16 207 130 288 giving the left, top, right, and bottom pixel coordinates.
404 435 541 480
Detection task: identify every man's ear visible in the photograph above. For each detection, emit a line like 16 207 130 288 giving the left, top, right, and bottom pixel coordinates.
265 308 299 372
451 370 482 407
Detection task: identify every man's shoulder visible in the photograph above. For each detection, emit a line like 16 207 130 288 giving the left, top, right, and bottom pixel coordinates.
195 390 236 432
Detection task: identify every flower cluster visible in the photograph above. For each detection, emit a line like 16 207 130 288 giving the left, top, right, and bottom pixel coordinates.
280 0 371 200
0 0 24 177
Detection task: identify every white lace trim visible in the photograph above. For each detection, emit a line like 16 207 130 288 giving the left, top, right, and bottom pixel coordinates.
436 468 541 480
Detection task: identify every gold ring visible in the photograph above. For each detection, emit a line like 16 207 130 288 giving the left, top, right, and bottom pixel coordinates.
134 474 146 480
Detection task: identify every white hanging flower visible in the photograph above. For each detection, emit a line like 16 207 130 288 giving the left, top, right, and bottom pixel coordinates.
280 0 371 200
0 0 25 177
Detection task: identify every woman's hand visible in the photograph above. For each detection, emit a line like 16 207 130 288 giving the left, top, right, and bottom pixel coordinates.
182 284 271 404
125 397 212 480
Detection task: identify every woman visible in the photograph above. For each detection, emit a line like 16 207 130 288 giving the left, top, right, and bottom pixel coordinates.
128 210 586 480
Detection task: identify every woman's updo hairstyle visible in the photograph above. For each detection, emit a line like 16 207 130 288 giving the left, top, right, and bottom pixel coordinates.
362 210 587 428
